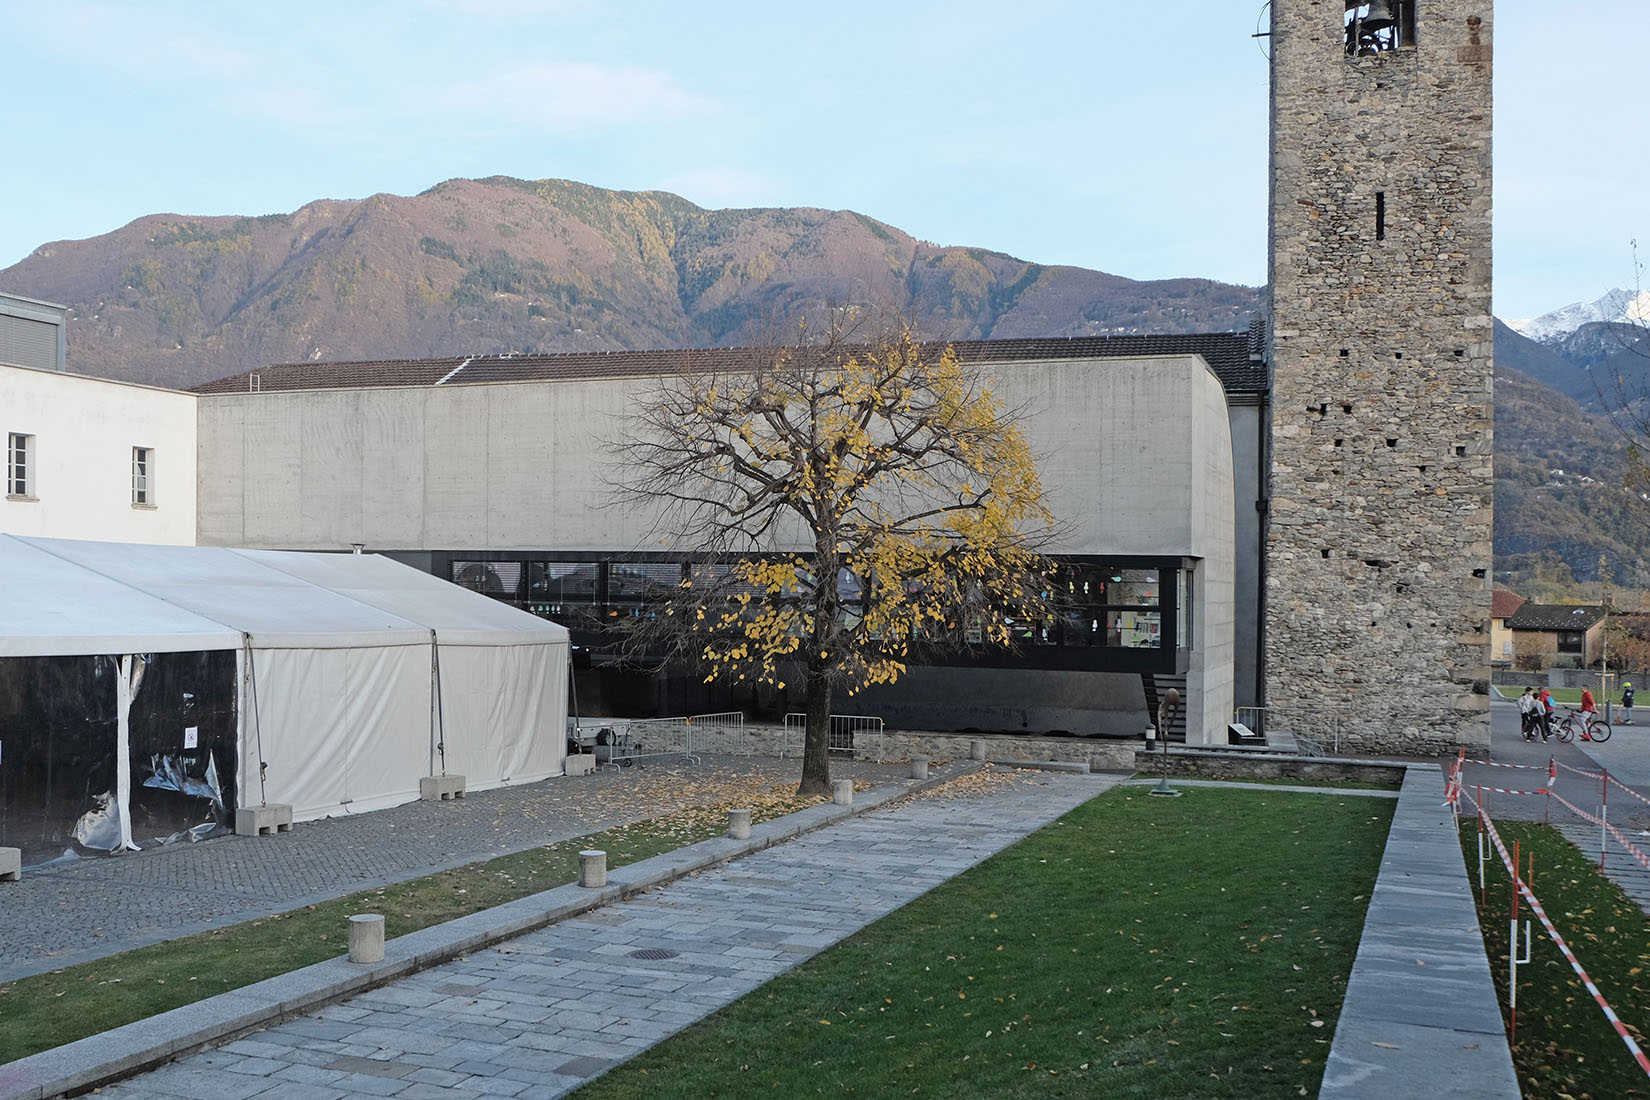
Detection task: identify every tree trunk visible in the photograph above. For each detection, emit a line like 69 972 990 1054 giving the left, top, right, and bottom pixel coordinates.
797 662 834 796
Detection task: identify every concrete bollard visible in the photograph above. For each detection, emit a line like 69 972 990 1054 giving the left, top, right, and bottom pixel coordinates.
348 914 385 964
909 756 929 780
728 808 752 840
832 778 854 806
579 849 607 888
970 739 987 762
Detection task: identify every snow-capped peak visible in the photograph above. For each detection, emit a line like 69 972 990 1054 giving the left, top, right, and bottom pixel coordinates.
1510 289 1650 343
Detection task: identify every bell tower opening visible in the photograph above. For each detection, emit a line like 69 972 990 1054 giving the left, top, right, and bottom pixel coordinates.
1345 1 1418 55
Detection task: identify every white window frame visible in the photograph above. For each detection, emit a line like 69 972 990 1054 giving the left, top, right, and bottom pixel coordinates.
7 432 34 499
132 445 154 506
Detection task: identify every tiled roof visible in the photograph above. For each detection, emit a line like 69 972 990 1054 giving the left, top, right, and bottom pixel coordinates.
1491 589 1526 619
190 333 1264 397
1506 603 1606 631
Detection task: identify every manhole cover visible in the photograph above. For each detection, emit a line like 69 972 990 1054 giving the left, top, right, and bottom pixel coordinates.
628 948 679 960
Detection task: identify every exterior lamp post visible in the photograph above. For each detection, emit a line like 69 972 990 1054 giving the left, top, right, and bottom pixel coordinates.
1151 688 1181 797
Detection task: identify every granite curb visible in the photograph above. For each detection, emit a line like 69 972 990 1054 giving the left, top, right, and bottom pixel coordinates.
0 766 973 1100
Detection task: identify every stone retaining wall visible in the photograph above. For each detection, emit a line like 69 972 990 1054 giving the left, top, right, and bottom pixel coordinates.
1133 749 1405 787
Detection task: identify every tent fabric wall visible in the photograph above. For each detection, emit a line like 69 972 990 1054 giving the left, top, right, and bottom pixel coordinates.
0 535 569 846
233 548 570 797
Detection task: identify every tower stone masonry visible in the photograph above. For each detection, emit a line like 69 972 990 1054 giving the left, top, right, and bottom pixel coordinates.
1266 0 1493 752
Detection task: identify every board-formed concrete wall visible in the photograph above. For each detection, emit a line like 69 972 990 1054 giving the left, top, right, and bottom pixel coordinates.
1266 0 1493 753
197 353 1238 743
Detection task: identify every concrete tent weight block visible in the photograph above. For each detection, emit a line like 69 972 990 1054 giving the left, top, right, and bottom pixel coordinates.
419 774 466 801
235 803 293 837
0 846 19 882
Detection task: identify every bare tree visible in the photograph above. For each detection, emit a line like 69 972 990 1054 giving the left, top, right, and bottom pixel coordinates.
613 321 1058 795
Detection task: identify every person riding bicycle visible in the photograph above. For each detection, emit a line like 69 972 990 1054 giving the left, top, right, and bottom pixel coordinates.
1581 687 1598 740
1536 687 1555 741
1623 681 1635 725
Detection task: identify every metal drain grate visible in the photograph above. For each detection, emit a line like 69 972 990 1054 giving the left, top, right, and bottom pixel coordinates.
628 948 679 960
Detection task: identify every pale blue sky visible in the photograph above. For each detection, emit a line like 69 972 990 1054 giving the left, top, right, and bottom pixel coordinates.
1 1 1640 323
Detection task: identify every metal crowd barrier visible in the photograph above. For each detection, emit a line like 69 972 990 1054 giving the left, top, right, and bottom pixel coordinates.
782 713 885 762
621 717 701 767
1232 706 1339 755
687 711 749 755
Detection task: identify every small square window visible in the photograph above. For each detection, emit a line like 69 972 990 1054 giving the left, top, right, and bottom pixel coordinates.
133 446 154 506
7 432 34 498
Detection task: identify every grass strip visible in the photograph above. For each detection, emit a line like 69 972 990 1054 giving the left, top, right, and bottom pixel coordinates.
0 786 823 1064
1460 819 1650 1099
569 785 1393 1100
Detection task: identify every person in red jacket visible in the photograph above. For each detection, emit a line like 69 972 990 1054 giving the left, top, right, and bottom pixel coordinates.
1580 687 1598 740
1536 688 1555 741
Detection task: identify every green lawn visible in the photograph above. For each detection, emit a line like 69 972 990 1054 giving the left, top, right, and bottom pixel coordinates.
570 786 1395 1100
1461 819 1650 1099
0 785 822 1064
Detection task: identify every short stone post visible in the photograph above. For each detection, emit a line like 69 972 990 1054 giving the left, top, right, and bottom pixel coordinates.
970 739 987 762
579 849 607 888
909 756 929 780
728 808 752 840
348 914 385 963
832 778 854 806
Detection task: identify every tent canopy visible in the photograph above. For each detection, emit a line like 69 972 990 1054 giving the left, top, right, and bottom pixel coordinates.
0 536 241 657
1 535 568 651
0 535 570 842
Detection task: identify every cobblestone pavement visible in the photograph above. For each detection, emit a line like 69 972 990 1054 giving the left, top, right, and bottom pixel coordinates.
0 756 905 983
87 770 1117 1100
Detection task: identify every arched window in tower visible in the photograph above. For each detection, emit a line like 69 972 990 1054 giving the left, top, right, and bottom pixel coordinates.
1345 1 1417 56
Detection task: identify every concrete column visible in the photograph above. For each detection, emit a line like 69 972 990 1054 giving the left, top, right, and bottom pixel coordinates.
348 914 385 963
970 739 987 761
832 779 854 806
579 849 607 888
728 808 752 839
909 756 929 780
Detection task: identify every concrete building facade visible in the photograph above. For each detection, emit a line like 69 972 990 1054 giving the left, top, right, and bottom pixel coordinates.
194 343 1242 744
1265 0 1494 752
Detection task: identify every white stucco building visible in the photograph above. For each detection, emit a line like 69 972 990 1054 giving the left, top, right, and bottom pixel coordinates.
1 294 198 545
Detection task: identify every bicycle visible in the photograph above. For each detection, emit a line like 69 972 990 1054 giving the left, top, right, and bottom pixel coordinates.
1554 708 1612 744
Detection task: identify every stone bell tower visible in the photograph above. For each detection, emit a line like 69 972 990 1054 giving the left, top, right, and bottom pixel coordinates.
1265 0 1493 752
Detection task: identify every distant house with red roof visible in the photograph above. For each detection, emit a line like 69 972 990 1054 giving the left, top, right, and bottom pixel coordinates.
1505 603 1608 670
1490 590 1525 668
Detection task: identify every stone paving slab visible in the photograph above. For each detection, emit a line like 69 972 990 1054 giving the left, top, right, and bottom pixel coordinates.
0 770 1116 1100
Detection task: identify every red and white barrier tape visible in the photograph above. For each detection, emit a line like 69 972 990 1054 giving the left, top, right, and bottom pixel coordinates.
1606 772 1650 810
1547 791 1650 875
1463 758 1549 771
1469 795 1650 1079
1556 760 1607 781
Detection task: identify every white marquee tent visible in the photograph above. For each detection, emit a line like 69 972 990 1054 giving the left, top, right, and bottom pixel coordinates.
0 535 568 852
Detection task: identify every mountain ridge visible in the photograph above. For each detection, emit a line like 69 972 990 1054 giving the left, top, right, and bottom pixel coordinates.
6 173 1648 590
1 175 1260 391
